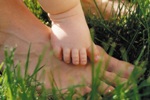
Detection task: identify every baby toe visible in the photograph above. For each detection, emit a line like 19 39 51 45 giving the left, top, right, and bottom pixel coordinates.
87 44 100 62
79 48 87 65
53 46 62 60
72 49 79 65
63 48 71 63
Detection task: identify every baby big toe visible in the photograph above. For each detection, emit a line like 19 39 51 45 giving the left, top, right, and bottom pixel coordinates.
72 49 79 65
63 48 71 63
87 45 100 62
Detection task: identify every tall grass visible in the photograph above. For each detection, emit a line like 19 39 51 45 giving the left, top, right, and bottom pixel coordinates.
86 0 150 99
0 0 150 99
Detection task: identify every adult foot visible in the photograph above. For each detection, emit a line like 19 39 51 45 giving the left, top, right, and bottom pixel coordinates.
0 32 132 95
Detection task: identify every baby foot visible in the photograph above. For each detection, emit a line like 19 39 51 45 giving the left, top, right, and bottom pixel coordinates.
49 3 100 65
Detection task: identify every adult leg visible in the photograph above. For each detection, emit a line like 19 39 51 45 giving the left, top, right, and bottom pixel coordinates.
81 0 130 19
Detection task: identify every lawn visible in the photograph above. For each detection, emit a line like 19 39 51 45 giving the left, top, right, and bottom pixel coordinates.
0 0 150 99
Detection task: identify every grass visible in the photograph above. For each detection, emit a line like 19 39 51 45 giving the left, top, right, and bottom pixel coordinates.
0 0 150 99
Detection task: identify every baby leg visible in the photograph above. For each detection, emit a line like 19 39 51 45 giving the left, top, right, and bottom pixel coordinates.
38 0 100 65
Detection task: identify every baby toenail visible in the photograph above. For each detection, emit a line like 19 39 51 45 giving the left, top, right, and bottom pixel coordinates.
81 61 86 65
74 61 79 65
66 61 70 63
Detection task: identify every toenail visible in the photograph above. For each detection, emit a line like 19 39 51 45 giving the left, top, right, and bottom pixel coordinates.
108 89 112 93
95 55 100 62
66 61 70 63
128 66 134 73
74 61 79 65
65 60 70 63
129 66 134 72
105 87 114 95
81 61 87 65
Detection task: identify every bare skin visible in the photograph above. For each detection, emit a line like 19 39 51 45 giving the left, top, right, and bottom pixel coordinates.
81 0 130 19
38 0 100 65
0 0 134 95
37 0 131 65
